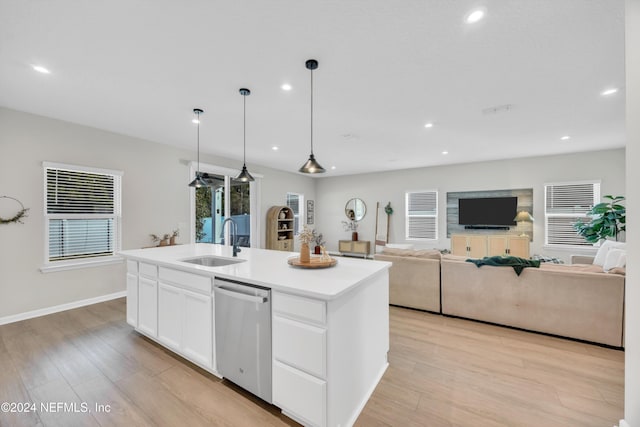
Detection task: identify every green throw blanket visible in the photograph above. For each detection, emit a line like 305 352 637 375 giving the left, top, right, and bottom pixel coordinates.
466 256 540 276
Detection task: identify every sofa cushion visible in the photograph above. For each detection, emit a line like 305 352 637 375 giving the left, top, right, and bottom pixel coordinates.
385 243 415 250
603 248 626 272
593 240 626 266
608 267 626 275
381 247 441 259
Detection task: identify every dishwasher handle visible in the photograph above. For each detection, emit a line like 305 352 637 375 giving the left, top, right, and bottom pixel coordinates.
214 286 268 304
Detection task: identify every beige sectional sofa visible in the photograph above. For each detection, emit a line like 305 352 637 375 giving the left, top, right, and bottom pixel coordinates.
374 245 625 347
374 248 441 312
440 255 625 347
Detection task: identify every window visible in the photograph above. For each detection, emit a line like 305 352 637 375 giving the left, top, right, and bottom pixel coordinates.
544 181 600 246
406 190 438 240
286 192 304 234
43 162 122 268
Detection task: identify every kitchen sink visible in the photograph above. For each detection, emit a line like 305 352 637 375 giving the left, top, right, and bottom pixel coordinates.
181 256 246 267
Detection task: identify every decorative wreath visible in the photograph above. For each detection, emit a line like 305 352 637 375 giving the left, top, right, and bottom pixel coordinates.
0 196 29 224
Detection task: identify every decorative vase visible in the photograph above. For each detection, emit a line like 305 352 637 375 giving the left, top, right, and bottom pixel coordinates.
159 239 169 247
300 243 311 263
170 236 177 245
279 211 286 219
352 231 358 241
314 245 321 255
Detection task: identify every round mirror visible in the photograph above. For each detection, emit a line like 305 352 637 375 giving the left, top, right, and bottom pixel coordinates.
345 198 366 221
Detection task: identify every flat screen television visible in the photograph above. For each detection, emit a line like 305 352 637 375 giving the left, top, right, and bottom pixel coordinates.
458 197 517 226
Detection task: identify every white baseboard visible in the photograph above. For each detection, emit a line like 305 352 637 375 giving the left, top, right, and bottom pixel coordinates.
618 420 630 427
0 291 126 326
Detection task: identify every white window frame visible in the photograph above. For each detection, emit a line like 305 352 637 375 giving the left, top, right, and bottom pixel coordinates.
405 190 438 240
544 180 601 248
286 192 304 235
41 162 123 273
188 162 262 248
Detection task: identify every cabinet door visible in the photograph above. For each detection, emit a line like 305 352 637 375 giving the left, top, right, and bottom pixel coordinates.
338 241 351 253
508 236 530 258
487 236 508 256
273 315 326 378
138 277 158 337
352 241 369 255
273 360 326 427
468 235 487 258
183 289 213 369
450 235 468 256
126 273 138 327
158 283 182 351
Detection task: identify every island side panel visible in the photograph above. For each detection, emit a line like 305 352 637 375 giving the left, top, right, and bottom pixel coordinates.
327 268 389 427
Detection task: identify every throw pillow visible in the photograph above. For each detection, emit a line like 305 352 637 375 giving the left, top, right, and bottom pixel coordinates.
603 248 627 272
385 243 415 250
593 240 626 266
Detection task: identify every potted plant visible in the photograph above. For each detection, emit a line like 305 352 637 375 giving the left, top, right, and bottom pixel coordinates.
312 230 326 255
342 220 359 241
170 229 179 245
573 195 626 243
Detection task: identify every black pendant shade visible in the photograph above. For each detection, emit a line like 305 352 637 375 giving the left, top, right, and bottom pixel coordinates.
299 59 326 174
188 108 208 188
235 88 255 182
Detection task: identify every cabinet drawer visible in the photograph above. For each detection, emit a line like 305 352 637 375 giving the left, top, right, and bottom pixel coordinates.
126 260 138 274
158 267 212 294
273 315 326 378
273 292 326 325
273 360 326 427
139 262 157 278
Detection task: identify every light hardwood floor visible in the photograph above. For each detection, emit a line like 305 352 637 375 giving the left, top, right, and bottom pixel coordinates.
0 299 623 426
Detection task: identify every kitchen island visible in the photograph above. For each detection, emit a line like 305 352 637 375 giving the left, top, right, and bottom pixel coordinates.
120 243 390 427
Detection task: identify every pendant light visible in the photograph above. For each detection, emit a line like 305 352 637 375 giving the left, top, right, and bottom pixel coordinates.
188 108 208 188
235 88 255 182
299 59 326 174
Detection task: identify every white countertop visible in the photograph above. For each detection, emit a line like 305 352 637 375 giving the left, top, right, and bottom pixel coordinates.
120 244 390 300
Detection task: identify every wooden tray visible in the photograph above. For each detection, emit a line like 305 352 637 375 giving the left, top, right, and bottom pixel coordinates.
287 256 337 269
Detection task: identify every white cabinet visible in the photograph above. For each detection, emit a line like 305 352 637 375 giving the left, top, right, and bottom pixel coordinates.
158 283 182 351
157 275 213 370
273 360 326 427
273 292 327 427
183 289 213 369
138 276 158 337
126 273 138 327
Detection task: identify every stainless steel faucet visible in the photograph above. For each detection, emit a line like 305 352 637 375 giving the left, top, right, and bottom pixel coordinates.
222 218 241 257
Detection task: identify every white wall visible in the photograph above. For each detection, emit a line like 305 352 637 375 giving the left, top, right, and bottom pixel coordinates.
315 149 625 262
624 1 639 426
0 107 315 319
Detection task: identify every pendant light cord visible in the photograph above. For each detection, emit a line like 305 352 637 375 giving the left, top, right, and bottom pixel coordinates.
243 94 247 165
310 66 314 155
196 111 201 174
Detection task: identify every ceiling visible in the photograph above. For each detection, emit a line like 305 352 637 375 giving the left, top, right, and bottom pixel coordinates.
0 0 625 177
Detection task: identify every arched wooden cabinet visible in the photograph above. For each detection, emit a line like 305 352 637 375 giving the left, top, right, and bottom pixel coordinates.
266 206 294 251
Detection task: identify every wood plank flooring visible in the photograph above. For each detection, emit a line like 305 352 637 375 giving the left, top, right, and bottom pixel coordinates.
0 299 623 426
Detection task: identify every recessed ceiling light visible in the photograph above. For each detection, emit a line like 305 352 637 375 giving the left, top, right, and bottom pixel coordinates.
601 88 618 96
465 8 486 24
424 123 434 128
192 118 200 124
32 65 51 74
271 146 279 151
561 135 571 141
331 166 336 170
281 84 292 91
442 151 449 155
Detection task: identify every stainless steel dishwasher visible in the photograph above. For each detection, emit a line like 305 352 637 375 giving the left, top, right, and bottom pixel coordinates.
213 278 272 403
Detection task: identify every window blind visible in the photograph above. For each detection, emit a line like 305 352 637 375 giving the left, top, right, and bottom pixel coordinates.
544 182 600 246
406 191 438 239
45 166 121 262
286 192 302 234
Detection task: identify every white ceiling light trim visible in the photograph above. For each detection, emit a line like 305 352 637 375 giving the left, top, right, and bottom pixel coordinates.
32 65 51 74
601 88 619 96
561 135 571 141
465 8 486 24
281 83 292 91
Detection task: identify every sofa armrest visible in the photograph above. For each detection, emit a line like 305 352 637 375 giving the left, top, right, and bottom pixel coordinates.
571 255 595 264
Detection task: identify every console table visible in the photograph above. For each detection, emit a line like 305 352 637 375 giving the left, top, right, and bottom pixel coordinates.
338 240 371 258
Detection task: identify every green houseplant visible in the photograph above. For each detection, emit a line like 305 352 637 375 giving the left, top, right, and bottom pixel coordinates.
573 195 626 243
